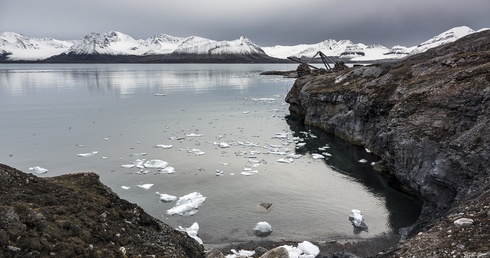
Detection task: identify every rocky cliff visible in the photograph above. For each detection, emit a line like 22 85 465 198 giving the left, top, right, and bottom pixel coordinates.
286 30 490 255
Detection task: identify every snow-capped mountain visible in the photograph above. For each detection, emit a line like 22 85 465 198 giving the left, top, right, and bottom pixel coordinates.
0 26 486 62
173 36 265 55
65 31 144 55
0 32 74 60
409 26 475 55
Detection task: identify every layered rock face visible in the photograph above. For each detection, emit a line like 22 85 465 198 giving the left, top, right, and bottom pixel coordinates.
286 30 490 233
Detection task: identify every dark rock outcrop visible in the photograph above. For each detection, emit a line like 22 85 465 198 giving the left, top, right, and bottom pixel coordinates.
0 163 205 257
286 30 490 253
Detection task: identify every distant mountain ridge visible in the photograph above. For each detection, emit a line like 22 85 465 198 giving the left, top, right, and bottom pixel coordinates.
1 26 487 62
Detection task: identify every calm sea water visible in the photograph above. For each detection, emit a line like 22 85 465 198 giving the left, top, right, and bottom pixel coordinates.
0 63 421 244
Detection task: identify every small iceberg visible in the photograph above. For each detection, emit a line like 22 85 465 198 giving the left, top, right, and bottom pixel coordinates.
349 209 368 230
159 166 175 174
155 192 177 202
77 151 99 157
178 222 202 245
166 192 206 216
253 221 272 237
28 166 48 174
137 183 154 190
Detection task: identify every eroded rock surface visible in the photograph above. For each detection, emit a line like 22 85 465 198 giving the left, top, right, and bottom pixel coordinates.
286 30 490 255
0 163 205 257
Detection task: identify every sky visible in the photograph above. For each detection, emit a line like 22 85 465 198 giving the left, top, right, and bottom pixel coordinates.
0 0 489 47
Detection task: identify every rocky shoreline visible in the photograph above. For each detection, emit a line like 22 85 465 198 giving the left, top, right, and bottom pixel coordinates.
285 30 490 256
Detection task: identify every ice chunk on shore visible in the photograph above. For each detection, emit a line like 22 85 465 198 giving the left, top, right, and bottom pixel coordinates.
137 183 154 190
311 153 324 159
349 209 368 230
358 159 368 163
77 151 99 157
156 192 177 202
167 192 206 216
298 241 320 257
229 249 255 257
28 166 48 174
143 159 168 169
178 222 203 245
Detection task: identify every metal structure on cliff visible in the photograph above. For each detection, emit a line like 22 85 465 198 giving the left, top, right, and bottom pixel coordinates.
287 51 338 70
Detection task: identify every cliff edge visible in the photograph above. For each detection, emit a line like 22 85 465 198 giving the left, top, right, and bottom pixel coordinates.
286 30 490 256
0 163 205 257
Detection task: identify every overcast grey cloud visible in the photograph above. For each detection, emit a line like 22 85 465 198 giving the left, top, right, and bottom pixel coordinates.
0 0 488 47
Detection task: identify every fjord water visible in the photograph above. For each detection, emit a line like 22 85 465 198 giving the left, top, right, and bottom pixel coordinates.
0 63 421 244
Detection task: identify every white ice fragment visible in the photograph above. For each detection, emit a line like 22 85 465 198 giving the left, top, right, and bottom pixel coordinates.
242 111 250 114
143 159 168 169
287 153 302 159
121 164 135 169
137 184 154 190
155 93 167 96
274 132 289 139
277 158 294 164
358 159 368 163
311 153 324 159
230 249 255 257
253 221 272 237
218 142 230 148
322 152 332 157
130 152 147 157
121 186 131 190
298 241 320 256
101 156 108 159
77 151 99 157
454 218 474 227
241 169 258 176
159 166 175 174
156 192 178 202
178 222 203 245
167 192 206 216
296 142 306 148
28 166 48 174
349 209 368 229
219 162 230 166
189 149 205 156
186 133 203 137
103 137 109 141
154 144 173 149
365 148 371 153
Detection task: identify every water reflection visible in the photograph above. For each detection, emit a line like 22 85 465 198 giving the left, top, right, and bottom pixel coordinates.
285 114 422 231
0 64 287 97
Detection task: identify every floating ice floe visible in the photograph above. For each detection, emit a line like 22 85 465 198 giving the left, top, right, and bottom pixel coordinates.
103 137 109 141
155 93 167 96
137 183 154 190
189 148 205 156
166 192 206 216
241 168 258 176
358 159 368 163
178 222 203 245
121 186 131 190
28 166 48 174
154 144 173 149
143 159 169 169
185 133 203 137
253 221 272 237
121 164 135 169
349 209 368 230
130 152 147 157
274 132 289 139
77 151 99 157
159 166 175 174
155 192 178 202
218 142 230 148
296 142 306 148
311 153 324 159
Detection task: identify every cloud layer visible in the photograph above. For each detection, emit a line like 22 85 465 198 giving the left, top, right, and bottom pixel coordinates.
1 0 488 47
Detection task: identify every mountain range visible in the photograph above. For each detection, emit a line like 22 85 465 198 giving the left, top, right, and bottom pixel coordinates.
0 26 487 63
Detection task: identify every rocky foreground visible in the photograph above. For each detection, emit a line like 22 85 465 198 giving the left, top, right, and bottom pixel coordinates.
286 30 490 256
